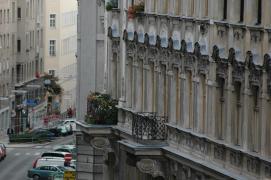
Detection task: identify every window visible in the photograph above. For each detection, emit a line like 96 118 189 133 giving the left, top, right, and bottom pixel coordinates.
7 10 9 23
17 7 21 19
12 2 15 22
49 40 56 56
48 70 55 77
0 10 2 24
240 0 244 22
49 14 56 27
257 0 261 24
223 0 227 20
17 39 20 52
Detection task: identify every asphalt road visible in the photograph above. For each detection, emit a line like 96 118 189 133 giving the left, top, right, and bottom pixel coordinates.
0 135 74 180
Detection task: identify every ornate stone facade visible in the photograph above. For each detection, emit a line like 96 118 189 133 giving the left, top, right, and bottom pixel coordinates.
76 0 271 179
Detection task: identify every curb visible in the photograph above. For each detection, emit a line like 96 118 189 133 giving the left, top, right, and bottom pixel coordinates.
6 142 51 148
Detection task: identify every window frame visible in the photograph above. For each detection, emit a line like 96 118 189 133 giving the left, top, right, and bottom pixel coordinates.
49 14 56 28
49 40 56 56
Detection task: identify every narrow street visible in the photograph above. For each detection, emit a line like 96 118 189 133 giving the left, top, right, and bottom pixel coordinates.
0 135 74 180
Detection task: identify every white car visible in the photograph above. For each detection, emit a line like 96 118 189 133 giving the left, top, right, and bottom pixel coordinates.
35 157 76 169
63 119 76 131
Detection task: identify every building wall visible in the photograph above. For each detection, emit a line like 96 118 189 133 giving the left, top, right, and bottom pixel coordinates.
76 0 105 120
14 0 45 133
76 0 271 180
0 0 17 135
44 0 77 112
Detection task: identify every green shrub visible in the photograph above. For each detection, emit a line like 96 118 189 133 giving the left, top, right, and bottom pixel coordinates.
106 2 113 11
85 92 118 125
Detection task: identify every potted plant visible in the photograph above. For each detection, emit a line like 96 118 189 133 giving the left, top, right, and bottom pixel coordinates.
128 2 144 19
106 2 113 11
85 92 118 125
128 6 136 19
134 2 144 13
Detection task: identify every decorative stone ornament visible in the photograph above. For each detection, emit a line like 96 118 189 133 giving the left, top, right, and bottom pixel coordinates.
229 48 245 83
90 137 110 150
136 159 165 178
144 33 149 46
123 29 128 41
181 40 187 53
108 26 113 38
264 54 271 96
246 51 263 88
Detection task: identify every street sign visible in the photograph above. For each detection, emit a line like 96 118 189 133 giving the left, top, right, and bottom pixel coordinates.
63 171 76 180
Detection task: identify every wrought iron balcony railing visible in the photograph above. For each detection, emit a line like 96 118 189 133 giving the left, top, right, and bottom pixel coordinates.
132 112 167 141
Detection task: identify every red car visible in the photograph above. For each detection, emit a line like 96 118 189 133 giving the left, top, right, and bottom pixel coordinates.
0 143 6 160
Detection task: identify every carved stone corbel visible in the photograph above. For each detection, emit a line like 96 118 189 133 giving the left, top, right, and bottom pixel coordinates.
136 159 165 178
91 137 118 167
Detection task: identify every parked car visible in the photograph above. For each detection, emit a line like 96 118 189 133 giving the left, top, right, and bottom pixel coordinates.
54 145 76 159
56 124 69 136
30 128 56 140
35 157 76 169
0 148 4 161
41 151 72 161
27 165 66 180
0 143 6 159
61 119 77 135
48 127 61 137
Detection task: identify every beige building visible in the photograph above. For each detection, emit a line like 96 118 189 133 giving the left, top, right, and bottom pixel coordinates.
76 0 271 180
44 0 77 113
0 0 16 136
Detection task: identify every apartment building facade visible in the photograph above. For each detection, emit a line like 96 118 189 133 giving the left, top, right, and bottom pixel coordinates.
76 0 271 180
44 0 77 113
14 0 46 132
0 0 16 136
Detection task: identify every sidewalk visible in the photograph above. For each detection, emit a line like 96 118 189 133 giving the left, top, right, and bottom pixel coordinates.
0 132 50 148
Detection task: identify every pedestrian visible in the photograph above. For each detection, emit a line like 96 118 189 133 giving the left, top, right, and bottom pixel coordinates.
6 128 10 136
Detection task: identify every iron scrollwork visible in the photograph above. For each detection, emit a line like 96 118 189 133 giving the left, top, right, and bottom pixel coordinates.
132 112 167 140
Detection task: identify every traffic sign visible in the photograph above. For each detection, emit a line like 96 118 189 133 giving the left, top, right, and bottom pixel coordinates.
64 171 76 180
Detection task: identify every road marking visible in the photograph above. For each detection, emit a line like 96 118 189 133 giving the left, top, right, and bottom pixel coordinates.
15 153 20 156
34 145 42 149
26 152 31 155
34 152 40 156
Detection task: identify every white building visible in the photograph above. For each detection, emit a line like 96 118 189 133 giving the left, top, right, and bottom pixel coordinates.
76 0 105 120
44 0 77 113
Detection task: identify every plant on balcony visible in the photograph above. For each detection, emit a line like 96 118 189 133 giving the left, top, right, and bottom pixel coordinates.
85 92 118 125
128 2 144 19
106 2 113 11
106 0 118 11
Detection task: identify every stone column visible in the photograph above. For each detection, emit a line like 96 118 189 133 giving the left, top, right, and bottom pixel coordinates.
76 132 115 180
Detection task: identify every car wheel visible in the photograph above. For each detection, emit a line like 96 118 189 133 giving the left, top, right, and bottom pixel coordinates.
33 174 40 180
